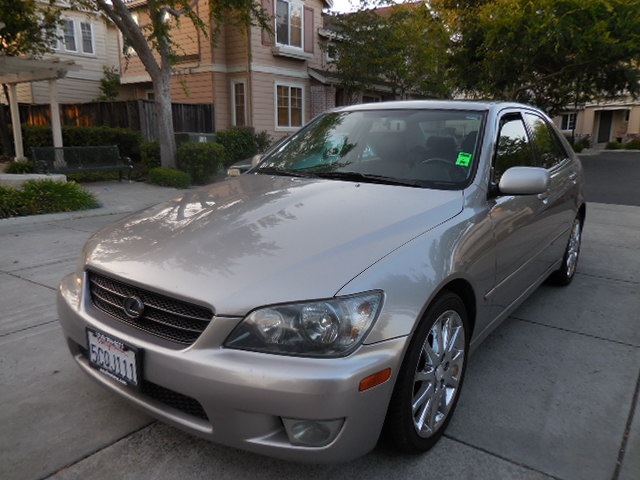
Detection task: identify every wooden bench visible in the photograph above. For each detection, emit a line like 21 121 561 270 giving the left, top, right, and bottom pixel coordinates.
31 146 134 182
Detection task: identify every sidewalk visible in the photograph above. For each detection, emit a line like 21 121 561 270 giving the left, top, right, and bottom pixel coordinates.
0 180 638 480
1 180 188 227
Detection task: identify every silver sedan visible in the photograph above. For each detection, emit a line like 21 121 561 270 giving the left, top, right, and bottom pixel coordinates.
58 101 585 462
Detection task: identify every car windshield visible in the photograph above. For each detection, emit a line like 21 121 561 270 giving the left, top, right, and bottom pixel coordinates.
257 109 485 189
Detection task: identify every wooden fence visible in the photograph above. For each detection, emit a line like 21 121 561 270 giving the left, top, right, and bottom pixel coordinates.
11 100 215 141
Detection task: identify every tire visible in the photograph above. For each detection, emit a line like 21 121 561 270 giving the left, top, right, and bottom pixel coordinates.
548 214 583 286
383 291 469 453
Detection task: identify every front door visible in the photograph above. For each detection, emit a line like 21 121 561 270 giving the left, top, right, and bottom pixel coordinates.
488 112 553 312
597 111 613 143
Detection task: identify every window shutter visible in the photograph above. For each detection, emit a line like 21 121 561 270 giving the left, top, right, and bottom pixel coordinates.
262 0 274 46
304 7 314 54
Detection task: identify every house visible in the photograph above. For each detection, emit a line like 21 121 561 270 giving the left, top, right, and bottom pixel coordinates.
118 0 335 140
553 98 640 145
13 3 120 104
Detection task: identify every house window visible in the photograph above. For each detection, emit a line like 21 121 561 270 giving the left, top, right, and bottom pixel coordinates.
276 84 303 129
561 113 577 130
276 0 302 48
63 20 77 51
80 22 94 54
326 44 337 63
232 81 247 127
362 95 381 103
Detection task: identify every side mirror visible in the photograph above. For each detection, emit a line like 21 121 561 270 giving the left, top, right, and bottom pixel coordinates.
250 154 263 168
498 166 549 195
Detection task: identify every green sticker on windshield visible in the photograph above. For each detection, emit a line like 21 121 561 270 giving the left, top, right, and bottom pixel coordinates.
456 152 472 167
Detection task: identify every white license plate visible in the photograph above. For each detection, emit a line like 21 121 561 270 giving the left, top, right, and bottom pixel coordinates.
87 329 140 388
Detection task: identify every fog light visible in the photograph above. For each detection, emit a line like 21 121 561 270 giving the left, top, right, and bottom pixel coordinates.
281 418 344 447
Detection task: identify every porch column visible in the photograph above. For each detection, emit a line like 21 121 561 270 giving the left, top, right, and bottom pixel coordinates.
48 79 63 148
7 83 24 161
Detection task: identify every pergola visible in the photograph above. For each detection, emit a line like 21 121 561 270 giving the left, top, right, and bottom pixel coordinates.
0 56 79 160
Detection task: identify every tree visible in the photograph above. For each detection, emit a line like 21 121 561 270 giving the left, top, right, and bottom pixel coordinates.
74 0 271 168
96 66 121 101
322 2 451 102
435 0 640 114
0 0 61 157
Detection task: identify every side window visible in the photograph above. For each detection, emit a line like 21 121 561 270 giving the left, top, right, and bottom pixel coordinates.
494 114 534 181
524 113 567 169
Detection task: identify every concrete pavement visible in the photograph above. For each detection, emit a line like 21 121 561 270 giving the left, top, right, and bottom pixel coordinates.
0 180 638 480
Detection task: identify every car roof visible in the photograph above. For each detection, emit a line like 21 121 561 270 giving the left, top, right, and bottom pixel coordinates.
333 100 534 114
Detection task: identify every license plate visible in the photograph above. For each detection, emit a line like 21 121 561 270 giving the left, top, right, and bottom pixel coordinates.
87 328 141 388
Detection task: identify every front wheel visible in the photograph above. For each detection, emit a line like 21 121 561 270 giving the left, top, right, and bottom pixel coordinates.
383 291 469 453
548 214 583 286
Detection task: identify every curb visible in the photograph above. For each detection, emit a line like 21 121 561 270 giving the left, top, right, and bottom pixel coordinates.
0 205 141 227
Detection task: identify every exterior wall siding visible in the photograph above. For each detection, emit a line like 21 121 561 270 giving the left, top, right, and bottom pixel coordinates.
117 0 328 138
554 97 640 144
15 10 119 104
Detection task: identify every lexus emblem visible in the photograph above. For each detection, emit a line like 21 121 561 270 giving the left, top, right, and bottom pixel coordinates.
123 296 145 319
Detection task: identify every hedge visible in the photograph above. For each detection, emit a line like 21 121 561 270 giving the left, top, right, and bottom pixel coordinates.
176 142 228 184
215 128 272 167
21 124 142 160
147 167 191 189
0 180 99 218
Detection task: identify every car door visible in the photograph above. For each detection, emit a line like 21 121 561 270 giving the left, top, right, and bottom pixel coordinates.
487 111 554 312
523 112 580 270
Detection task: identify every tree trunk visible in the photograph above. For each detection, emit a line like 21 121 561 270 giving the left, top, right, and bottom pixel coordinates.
0 85 14 157
154 68 176 169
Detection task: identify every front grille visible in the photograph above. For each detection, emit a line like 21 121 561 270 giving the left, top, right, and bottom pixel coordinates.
78 344 210 422
88 271 214 345
142 381 209 421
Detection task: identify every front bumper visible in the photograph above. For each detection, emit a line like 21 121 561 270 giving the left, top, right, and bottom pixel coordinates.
57 273 408 462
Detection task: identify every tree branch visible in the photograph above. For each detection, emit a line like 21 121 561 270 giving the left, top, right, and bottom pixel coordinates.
511 62 591 98
99 0 160 77
164 0 200 18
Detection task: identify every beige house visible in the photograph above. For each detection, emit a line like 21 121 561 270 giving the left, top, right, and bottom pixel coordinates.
14 4 120 104
553 98 640 145
119 0 337 140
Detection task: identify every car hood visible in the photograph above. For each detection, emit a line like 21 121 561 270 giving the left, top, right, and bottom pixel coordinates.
84 174 463 316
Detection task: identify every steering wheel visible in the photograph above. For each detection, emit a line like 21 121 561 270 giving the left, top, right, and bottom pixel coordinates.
417 158 466 182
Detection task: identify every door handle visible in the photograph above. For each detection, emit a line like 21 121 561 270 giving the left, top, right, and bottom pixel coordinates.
537 192 550 204
568 172 578 184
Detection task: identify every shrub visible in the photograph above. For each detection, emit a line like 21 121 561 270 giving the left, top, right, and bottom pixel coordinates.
140 141 161 173
21 124 141 160
255 131 273 153
176 142 226 184
605 141 622 150
67 171 120 182
0 180 99 218
4 160 34 174
22 124 52 151
215 128 258 166
573 137 590 153
564 135 590 153
624 139 640 150
0 187 23 217
147 167 191 189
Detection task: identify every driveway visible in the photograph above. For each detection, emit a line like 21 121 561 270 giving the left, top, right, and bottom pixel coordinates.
1 156 639 480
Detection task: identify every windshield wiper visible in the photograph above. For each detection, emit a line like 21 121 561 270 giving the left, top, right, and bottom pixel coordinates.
256 167 316 178
314 170 424 187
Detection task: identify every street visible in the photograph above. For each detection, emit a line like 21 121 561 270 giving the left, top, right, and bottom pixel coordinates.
579 151 640 206
1 151 639 480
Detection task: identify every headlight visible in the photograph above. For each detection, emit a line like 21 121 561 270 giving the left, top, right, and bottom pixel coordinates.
224 291 383 357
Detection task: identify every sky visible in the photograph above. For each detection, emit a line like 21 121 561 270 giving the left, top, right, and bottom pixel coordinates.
328 0 363 13
328 0 409 14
